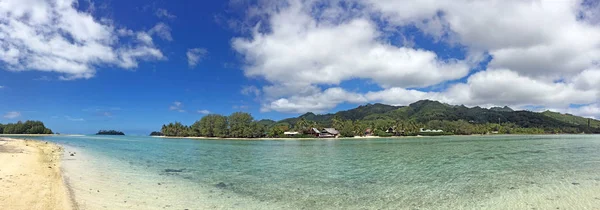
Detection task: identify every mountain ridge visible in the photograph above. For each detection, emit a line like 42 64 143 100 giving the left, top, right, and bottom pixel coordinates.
277 100 600 133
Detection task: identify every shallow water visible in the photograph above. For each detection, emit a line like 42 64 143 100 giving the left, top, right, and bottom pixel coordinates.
14 135 600 209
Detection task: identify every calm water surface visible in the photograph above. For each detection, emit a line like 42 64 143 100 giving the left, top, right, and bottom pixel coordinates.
15 135 600 209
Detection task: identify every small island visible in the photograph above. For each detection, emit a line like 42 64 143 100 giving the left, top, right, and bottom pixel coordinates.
149 131 164 136
96 130 125 135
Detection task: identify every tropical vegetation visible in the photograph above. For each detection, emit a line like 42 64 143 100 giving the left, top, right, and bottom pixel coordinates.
96 130 125 135
0 120 53 134
159 100 600 138
149 131 164 136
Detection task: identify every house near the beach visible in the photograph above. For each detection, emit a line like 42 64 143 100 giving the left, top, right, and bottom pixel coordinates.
420 128 443 133
307 128 321 137
319 128 340 138
364 129 373 136
284 131 300 136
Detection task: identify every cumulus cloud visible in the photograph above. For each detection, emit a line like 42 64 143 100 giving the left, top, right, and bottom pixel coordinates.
232 2 469 89
169 101 185 112
197 110 210 115
366 0 600 80
187 48 208 68
263 87 368 113
0 0 166 79
155 8 176 19
230 0 600 118
3 111 20 119
149 22 173 41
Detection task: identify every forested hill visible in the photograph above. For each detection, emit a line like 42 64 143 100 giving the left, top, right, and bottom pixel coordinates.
160 100 600 138
278 100 600 133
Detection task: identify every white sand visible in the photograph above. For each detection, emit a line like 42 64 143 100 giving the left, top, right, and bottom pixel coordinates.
0 138 74 210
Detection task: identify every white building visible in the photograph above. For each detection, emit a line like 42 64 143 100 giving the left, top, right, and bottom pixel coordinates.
420 128 443 133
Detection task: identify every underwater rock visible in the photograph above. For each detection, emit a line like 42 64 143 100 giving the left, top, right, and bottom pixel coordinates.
215 182 227 188
164 168 185 173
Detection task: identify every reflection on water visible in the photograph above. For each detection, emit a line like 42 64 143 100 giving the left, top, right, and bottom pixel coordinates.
21 135 600 209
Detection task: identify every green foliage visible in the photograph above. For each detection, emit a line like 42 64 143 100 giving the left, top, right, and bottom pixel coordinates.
374 130 392 137
161 122 189 137
277 100 600 135
268 123 289 138
542 111 600 129
96 130 125 135
194 114 228 137
1 121 53 134
158 100 600 138
228 112 254 138
149 131 164 136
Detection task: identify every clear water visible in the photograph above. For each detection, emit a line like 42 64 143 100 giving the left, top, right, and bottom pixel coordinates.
12 135 600 209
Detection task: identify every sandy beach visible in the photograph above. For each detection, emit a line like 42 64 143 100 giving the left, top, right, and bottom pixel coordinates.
0 137 74 210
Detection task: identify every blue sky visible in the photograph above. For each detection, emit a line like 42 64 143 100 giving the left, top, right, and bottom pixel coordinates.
1 0 600 135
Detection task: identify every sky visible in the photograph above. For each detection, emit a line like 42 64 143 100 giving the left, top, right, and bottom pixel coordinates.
1 0 600 135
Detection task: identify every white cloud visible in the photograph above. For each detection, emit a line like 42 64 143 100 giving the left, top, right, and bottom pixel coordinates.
149 22 173 41
3 111 20 119
0 85 4 89
365 0 600 80
264 87 368 113
187 48 208 68
155 8 176 19
0 0 166 79
232 2 469 89
365 69 597 108
229 0 600 116
241 85 261 97
197 110 210 115
169 101 185 112
65 116 85 121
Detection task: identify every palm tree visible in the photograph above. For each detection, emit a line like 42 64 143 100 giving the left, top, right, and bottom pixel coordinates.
332 116 343 129
295 117 309 133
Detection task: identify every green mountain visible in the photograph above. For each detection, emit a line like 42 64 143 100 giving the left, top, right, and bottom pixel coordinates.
542 111 600 129
278 100 600 133
278 103 397 127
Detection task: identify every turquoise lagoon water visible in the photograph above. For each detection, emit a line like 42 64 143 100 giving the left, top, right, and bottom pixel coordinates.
14 135 600 209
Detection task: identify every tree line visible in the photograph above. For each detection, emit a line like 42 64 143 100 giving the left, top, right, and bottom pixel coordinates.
160 111 585 138
161 112 271 138
96 130 125 135
0 120 53 134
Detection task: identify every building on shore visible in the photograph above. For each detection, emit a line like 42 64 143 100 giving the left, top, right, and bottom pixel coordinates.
419 128 443 133
319 128 340 138
284 131 300 137
364 129 373 136
307 128 321 137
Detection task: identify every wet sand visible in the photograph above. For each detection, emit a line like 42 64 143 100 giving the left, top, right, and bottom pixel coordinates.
0 137 74 210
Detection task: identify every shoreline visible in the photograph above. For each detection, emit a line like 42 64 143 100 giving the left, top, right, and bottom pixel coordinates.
0 137 75 210
152 133 591 141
